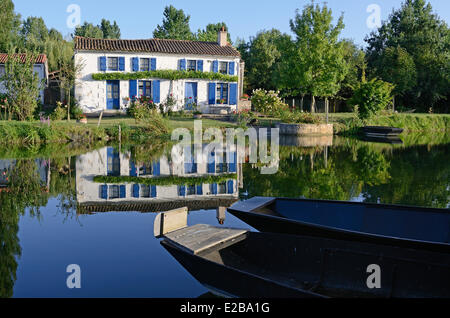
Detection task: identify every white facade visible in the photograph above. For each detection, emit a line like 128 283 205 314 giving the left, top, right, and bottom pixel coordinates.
74 51 241 114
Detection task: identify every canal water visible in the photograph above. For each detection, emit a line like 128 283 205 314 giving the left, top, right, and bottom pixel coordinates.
1 134 449 297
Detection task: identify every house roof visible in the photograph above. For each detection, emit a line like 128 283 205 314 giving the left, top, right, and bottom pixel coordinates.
0 53 47 64
74 36 241 57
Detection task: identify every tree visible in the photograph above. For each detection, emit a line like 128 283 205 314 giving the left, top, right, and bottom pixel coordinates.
20 16 49 52
100 19 121 39
153 5 194 40
289 2 349 112
59 58 84 121
365 0 449 112
0 0 21 52
74 22 103 38
196 22 232 44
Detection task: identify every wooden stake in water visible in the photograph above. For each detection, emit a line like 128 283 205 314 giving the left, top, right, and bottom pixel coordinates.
97 111 104 127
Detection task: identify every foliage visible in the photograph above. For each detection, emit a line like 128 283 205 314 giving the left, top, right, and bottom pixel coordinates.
280 111 322 125
365 0 449 112
153 5 194 40
196 23 232 44
93 174 237 187
127 96 157 121
232 110 257 128
349 79 395 120
50 102 66 121
74 22 103 38
251 89 288 116
0 0 21 52
0 52 43 121
100 19 121 39
59 58 84 121
92 69 238 82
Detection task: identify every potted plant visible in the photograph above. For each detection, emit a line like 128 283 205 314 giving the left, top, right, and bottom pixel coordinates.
78 114 88 124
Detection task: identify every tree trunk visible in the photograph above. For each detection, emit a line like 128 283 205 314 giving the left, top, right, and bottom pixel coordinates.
300 95 304 112
325 98 329 124
393 96 395 113
311 95 316 113
67 89 71 121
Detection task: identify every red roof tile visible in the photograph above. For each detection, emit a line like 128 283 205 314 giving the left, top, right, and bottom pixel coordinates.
74 36 240 57
0 53 47 64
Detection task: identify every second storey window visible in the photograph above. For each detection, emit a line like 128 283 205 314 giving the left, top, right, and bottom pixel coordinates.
187 60 197 71
107 57 119 71
216 83 229 104
219 62 228 74
140 58 150 72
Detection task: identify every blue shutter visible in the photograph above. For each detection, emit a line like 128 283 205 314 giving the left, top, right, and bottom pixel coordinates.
153 161 161 176
100 185 108 199
208 83 216 105
130 161 137 177
129 80 137 100
212 60 219 73
133 184 140 198
120 185 126 198
211 183 218 195
197 184 203 195
132 57 139 72
151 58 157 71
229 83 238 105
208 152 216 173
179 59 186 71
151 185 157 198
100 57 107 71
228 152 237 173
153 80 160 103
227 180 234 194
179 186 186 197
197 60 204 72
119 57 125 71
229 62 235 75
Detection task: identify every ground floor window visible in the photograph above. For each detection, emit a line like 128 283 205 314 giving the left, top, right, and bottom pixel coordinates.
216 83 229 104
139 81 152 98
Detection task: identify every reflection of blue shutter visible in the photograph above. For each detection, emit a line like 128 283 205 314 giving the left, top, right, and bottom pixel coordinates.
208 83 216 105
229 152 237 173
153 161 161 176
153 80 160 103
227 180 234 194
229 83 237 105
211 184 218 195
180 59 186 71
208 152 215 173
120 185 126 198
100 185 108 199
179 186 186 197
100 57 107 71
133 184 140 198
151 58 157 71
130 161 137 176
212 60 219 73
129 80 137 100
119 57 125 71
229 62 235 75
197 60 203 72
197 185 203 195
151 186 157 198
132 57 139 71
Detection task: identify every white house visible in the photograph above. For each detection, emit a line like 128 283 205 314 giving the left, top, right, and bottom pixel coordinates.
0 53 48 104
74 28 243 114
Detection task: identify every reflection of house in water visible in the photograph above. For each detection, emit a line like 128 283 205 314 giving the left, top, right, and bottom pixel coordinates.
0 159 49 190
76 144 242 213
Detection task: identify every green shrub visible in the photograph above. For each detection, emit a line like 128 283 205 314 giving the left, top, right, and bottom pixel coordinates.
70 105 84 120
251 89 289 116
280 111 322 124
51 102 67 121
349 79 395 120
128 96 157 121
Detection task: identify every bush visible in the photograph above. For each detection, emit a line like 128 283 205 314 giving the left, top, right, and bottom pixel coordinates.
280 111 322 124
349 79 395 120
251 89 289 116
51 102 66 121
128 96 157 121
70 104 84 120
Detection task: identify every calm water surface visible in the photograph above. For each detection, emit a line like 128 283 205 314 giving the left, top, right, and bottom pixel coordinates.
1 134 449 297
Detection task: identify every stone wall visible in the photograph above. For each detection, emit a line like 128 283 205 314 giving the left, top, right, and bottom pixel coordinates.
277 123 334 136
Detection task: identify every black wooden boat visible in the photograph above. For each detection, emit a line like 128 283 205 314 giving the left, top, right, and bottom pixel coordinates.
227 197 450 253
160 223 450 298
363 126 404 137
362 135 403 144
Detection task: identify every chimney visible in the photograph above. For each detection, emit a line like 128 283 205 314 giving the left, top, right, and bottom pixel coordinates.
218 26 228 47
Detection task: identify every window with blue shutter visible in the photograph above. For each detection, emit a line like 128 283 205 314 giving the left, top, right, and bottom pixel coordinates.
153 80 160 103
133 184 140 198
119 57 125 71
100 57 107 71
197 60 204 72
151 185 157 198
229 62 235 75
227 180 234 194
120 185 126 198
179 59 186 71
211 183 218 195
197 185 203 195
151 58 157 71
179 185 186 197
208 151 216 173
100 185 108 199
229 83 238 105
212 60 219 73
129 80 137 101
132 57 139 72
208 83 216 105
153 161 161 176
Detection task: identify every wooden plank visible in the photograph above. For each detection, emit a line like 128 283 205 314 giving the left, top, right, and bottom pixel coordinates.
165 224 248 255
154 207 188 237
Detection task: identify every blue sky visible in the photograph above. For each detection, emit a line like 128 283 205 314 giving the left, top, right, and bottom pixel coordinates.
12 0 450 46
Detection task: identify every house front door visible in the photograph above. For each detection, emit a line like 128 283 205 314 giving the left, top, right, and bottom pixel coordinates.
106 80 120 110
185 82 198 110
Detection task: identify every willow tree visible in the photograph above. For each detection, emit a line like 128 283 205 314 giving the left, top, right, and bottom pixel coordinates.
288 2 349 113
